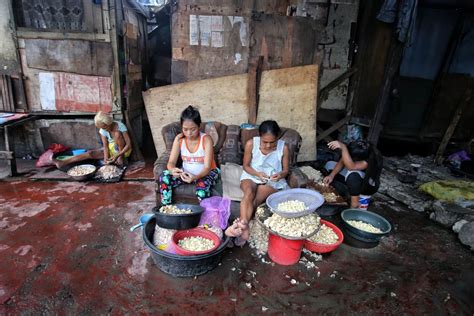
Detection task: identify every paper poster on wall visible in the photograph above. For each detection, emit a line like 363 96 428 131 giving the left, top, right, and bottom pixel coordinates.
189 15 199 45
199 15 211 46
211 31 223 47
211 15 223 32
39 72 56 110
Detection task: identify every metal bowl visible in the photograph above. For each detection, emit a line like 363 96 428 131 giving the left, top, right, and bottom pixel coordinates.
67 164 97 181
266 188 325 218
341 209 392 242
153 204 204 230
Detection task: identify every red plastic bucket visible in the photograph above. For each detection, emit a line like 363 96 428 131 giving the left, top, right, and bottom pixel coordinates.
267 233 304 265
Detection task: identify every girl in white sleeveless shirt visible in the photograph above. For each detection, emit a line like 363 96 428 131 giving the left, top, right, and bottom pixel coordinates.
226 120 290 245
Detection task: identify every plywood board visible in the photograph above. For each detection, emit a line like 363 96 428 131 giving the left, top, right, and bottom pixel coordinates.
143 64 318 161
143 73 249 156
258 65 318 162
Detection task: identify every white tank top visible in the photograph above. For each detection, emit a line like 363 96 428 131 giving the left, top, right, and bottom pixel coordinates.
180 133 216 175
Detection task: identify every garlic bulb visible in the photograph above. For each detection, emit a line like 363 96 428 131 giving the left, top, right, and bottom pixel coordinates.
347 220 382 233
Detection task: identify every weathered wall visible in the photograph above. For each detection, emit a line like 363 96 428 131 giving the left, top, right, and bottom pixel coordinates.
18 39 113 113
318 1 359 110
143 64 318 161
170 0 323 83
0 1 20 75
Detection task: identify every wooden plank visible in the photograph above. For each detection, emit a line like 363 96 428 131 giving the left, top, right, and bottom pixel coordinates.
435 86 473 164
143 65 318 161
318 67 358 104
4 126 17 176
143 73 249 156
82 0 95 33
16 29 110 42
368 40 403 145
0 151 14 160
257 64 318 162
92 2 104 34
247 56 264 125
317 116 351 143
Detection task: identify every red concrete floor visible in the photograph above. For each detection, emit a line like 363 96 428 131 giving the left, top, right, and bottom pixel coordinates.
0 179 473 314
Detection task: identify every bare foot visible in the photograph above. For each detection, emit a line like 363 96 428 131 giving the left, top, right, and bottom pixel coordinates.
237 219 250 241
53 158 66 169
225 219 242 237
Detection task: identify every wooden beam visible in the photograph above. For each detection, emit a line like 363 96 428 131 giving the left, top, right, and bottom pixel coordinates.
368 40 404 145
16 29 110 42
0 151 14 160
317 116 351 143
317 127 333 142
435 86 472 164
4 126 17 176
318 67 358 105
247 56 264 125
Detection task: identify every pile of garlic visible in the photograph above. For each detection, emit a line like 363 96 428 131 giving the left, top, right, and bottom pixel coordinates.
178 236 215 251
277 200 307 213
248 218 268 255
308 224 339 244
347 220 382 233
264 213 320 237
159 205 193 215
68 165 95 176
96 165 122 180
323 192 338 203
299 166 323 182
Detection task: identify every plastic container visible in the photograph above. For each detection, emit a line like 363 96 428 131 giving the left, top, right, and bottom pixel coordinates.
267 233 305 265
358 195 371 209
143 216 229 277
304 220 344 253
72 149 87 155
266 188 325 218
172 228 221 256
153 204 204 230
341 209 392 243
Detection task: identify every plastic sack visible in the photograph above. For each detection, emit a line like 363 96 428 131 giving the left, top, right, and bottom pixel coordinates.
419 180 474 202
341 124 363 144
36 143 70 168
199 196 231 230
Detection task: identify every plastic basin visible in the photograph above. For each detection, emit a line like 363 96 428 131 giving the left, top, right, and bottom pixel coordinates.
266 188 325 218
143 216 229 277
172 228 221 256
341 209 392 243
304 220 344 253
67 164 97 181
153 204 203 230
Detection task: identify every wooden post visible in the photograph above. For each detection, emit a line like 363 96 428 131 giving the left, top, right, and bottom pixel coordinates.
434 86 472 165
247 56 264 125
4 125 17 176
368 40 404 145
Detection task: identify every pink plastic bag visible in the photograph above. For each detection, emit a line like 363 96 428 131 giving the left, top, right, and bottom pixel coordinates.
199 196 231 230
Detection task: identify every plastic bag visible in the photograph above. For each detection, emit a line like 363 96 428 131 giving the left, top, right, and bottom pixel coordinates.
36 143 70 168
199 196 231 230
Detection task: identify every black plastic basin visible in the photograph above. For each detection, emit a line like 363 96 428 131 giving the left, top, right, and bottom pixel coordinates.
341 209 392 243
153 204 203 230
143 216 229 277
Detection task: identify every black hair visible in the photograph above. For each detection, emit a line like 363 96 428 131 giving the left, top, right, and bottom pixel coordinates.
348 140 370 162
350 140 383 192
180 105 201 126
259 120 281 137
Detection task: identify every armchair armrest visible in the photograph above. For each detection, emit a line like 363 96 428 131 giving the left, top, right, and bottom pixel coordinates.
153 152 170 182
287 167 309 188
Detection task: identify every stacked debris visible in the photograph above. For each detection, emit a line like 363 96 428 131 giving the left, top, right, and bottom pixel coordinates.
379 154 474 250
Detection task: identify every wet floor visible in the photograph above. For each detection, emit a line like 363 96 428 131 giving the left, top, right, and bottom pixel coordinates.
0 180 473 314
